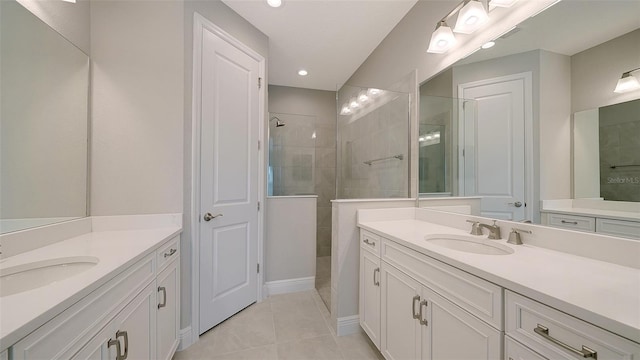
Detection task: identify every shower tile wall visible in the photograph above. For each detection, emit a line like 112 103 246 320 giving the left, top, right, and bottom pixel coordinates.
338 94 409 199
598 99 640 202
268 86 337 258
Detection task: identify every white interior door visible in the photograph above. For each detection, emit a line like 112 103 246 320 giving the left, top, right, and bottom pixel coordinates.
198 26 260 334
459 74 530 220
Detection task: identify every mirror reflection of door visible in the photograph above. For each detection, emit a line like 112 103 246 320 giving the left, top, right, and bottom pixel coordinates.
459 73 531 221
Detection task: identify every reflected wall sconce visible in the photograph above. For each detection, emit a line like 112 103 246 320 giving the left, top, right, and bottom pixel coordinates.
427 0 517 54
614 68 640 93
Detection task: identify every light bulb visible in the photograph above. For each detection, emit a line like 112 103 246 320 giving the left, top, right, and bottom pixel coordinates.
358 91 369 102
454 0 488 34
267 0 282 7
340 106 352 115
349 98 359 109
298 69 308 76
481 41 495 49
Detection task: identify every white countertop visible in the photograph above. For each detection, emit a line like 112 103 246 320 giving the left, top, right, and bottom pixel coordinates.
541 207 640 221
358 219 640 343
0 226 180 350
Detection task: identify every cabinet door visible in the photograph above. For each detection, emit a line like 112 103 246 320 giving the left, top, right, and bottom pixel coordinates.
380 262 422 360
73 284 156 360
505 336 548 360
157 260 180 360
421 286 501 360
359 249 381 349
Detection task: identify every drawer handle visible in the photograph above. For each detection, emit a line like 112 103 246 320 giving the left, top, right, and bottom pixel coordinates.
117 330 129 360
158 286 167 309
534 324 597 359
419 300 428 326
363 239 376 247
560 220 579 225
412 295 421 320
164 248 177 258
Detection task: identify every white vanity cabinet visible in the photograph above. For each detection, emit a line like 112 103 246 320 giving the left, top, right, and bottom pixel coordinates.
360 230 502 360
9 235 181 360
541 212 640 239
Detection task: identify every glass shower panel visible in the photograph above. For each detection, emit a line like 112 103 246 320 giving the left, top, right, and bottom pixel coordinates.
336 85 410 199
268 113 317 196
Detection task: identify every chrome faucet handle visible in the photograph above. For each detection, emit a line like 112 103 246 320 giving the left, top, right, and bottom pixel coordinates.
508 228 532 245
466 220 483 235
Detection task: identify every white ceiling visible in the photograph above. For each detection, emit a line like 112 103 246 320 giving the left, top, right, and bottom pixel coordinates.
221 0 419 91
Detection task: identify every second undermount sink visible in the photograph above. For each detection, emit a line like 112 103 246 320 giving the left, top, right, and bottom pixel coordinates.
0 256 99 297
425 234 514 255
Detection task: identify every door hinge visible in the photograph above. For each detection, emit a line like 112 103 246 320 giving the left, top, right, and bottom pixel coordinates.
257 201 261 211
257 263 260 273
258 77 262 89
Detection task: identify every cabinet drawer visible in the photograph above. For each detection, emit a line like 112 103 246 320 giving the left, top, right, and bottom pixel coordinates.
505 291 640 360
360 230 381 256
596 218 640 239
156 236 180 271
381 239 503 330
547 213 595 232
12 254 155 360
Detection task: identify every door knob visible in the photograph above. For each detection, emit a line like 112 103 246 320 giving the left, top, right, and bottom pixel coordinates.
203 213 223 221
508 201 523 208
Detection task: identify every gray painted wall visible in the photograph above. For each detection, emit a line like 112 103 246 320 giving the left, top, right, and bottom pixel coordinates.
572 29 640 113
268 85 337 257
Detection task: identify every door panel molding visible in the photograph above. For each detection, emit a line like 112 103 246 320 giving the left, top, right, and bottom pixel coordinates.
190 12 265 343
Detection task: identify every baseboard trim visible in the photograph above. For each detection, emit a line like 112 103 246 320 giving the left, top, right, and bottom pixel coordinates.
337 315 360 336
177 326 195 351
264 276 315 296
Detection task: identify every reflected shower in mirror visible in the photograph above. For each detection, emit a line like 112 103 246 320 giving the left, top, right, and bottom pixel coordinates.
0 1 90 234
574 99 640 202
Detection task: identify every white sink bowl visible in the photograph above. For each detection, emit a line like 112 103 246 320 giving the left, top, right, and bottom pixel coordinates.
0 256 99 297
424 234 514 255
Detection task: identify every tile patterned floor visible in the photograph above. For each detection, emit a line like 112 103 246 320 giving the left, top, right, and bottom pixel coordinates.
173 290 383 360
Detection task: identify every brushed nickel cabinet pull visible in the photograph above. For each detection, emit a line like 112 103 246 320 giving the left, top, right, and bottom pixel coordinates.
363 239 375 247
419 300 428 326
560 220 578 225
164 248 177 258
107 338 122 360
117 330 129 360
412 295 421 320
373 268 380 286
158 286 167 309
534 324 597 359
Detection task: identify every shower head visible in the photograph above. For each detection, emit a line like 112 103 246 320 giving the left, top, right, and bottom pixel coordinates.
270 116 286 127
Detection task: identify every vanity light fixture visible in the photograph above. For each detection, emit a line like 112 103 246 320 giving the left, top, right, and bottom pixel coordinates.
340 106 352 115
614 68 640 93
367 88 382 96
297 69 308 76
358 91 369 103
454 0 489 34
349 98 360 109
488 0 518 8
267 0 282 8
427 21 457 54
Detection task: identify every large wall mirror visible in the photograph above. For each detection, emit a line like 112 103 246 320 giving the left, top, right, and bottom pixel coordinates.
0 1 90 234
418 0 639 223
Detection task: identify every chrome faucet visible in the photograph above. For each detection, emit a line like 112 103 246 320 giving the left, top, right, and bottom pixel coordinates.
478 220 502 239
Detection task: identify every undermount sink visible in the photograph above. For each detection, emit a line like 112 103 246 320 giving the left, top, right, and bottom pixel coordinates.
0 256 99 297
424 234 514 255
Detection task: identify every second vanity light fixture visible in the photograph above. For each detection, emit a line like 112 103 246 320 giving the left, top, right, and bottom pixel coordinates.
614 68 640 93
427 0 517 54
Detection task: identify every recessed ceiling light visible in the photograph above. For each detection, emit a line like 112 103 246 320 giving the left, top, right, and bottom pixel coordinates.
62 0 76 3
481 41 495 49
267 0 282 7
298 69 308 76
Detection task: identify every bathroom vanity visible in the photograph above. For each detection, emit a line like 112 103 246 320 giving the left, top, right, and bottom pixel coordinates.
357 208 640 359
0 215 181 360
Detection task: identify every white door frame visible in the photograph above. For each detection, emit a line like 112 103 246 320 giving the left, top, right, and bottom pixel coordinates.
190 12 266 343
457 71 534 220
